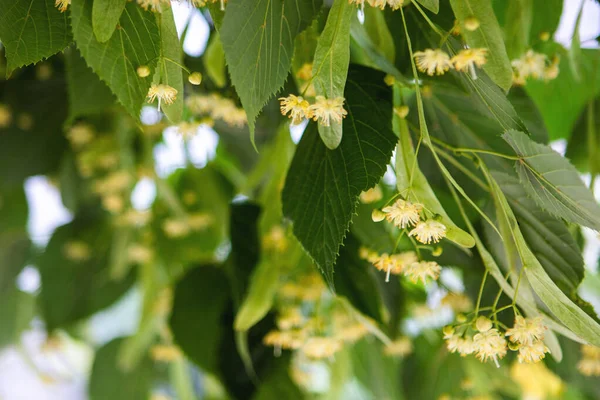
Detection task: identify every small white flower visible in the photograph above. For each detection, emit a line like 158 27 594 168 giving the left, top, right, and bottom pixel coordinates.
409 220 447 244
382 199 423 228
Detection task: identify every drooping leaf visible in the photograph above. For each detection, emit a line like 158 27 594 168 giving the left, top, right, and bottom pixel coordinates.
282 65 396 286
153 8 183 123
492 171 584 294
169 265 230 375
448 0 513 91
569 0 584 81
506 86 548 144
92 0 127 42
311 0 354 149
204 32 227 88
234 258 281 332
565 98 600 173
38 217 135 331
65 47 116 121
89 338 154 400
71 0 160 119
395 117 475 248
503 129 600 231
529 0 563 42
0 0 71 73
485 169 600 346
363 7 395 63
415 0 439 13
501 0 532 59
220 0 322 145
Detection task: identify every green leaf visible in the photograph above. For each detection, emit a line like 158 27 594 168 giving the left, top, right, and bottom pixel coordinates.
71 0 160 119
0 0 71 73
415 0 439 14
503 129 600 231
0 235 30 296
0 287 35 349
0 76 68 186
506 86 548 144
349 16 405 82
565 98 600 173
89 338 154 400
65 47 115 121
204 32 227 88
169 265 230 375
529 0 562 42
525 48 600 141
492 171 584 294
448 0 513 91
154 8 183 123
501 0 532 59
282 65 396 286
38 217 135 331
485 169 600 346
363 7 395 63
312 0 353 149
234 258 280 331
251 358 304 400
334 235 385 323
92 0 127 42
220 0 322 146
569 0 584 81
395 117 475 248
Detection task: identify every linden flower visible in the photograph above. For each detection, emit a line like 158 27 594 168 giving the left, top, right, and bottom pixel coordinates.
372 252 417 282
544 56 560 81
404 261 441 284
382 199 423 228
451 48 488 74
446 334 475 356
279 94 312 125
387 0 405 10
413 49 453 76
578 345 600 376
473 329 507 367
277 308 305 330
162 219 191 238
137 0 171 12
367 0 387 9
128 244 154 264
301 337 342 359
66 123 95 149
187 213 213 231
55 0 70 12
296 63 313 81
309 96 347 127
385 337 413 357
505 316 546 345
150 345 182 362
517 341 549 364
359 246 379 263
409 220 447 244
147 84 178 112
337 323 369 343
263 330 305 355
511 50 547 81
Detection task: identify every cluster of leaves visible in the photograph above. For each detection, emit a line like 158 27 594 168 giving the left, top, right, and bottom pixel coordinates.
1 0 600 399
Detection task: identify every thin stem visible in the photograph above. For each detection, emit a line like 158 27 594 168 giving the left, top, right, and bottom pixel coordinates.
163 57 191 74
587 100 597 195
474 269 489 316
434 146 488 190
512 268 525 308
410 0 444 37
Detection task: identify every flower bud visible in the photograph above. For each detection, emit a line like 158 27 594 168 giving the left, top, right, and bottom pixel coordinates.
137 65 151 78
371 209 386 222
394 105 409 119
188 72 202 85
464 16 480 31
475 316 493 332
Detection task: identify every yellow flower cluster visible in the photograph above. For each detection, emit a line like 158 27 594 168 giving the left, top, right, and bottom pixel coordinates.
445 316 549 368
348 0 405 11
187 93 248 128
279 95 347 127
360 247 441 284
162 212 214 238
359 186 383 204
511 50 560 86
578 344 600 376
413 48 487 77
263 274 377 361
262 225 289 253
378 198 447 244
